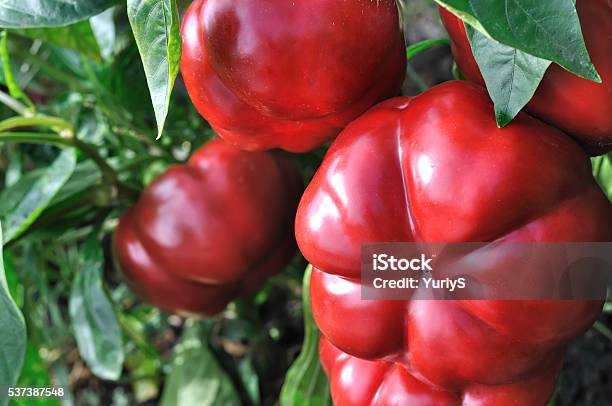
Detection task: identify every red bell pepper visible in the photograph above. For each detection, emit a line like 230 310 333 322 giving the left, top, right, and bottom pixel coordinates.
114 139 303 317
296 81 612 404
180 0 406 152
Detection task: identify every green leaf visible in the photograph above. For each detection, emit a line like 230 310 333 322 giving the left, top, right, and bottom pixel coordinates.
0 31 34 109
50 161 101 205
594 321 612 341
280 265 332 406
435 0 600 82
90 8 116 60
0 0 120 29
126 352 161 403
69 233 124 381
127 0 181 139
406 38 450 61
237 357 260 406
592 153 612 202
0 222 27 398
0 161 99 232
0 171 38 218
0 148 76 243
13 341 55 406
49 363 74 404
4 149 22 187
465 24 551 128
161 321 241 406
2 251 21 308
452 62 467 80
15 21 102 61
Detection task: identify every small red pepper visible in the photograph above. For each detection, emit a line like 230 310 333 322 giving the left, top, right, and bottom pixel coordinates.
114 139 303 317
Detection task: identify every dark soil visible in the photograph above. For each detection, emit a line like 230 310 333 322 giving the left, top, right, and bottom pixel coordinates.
556 313 612 406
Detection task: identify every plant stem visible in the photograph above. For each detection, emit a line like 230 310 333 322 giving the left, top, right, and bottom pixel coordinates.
0 131 139 200
0 131 71 147
79 145 139 200
72 138 119 183
0 94 141 200
594 321 612 341
0 90 28 115
117 313 160 359
0 115 73 134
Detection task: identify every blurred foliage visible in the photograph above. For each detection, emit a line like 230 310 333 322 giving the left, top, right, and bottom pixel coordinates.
280 266 331 406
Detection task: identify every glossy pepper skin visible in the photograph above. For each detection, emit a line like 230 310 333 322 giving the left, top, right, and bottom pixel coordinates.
439 1 612 154
114 139 303 317
180 0 406 153
320 337 561 406
295 81 612 404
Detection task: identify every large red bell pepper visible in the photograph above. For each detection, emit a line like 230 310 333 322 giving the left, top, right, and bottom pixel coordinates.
114 139 302 317
295 81 612 404
180 0 406 153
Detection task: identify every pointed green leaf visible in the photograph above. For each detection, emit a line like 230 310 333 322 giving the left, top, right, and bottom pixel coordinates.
0 149 76 243
127 0 181 139
466 24 551 127
435 0 600 82
69 233 124 381
161 321 241 406
592 153 612 202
